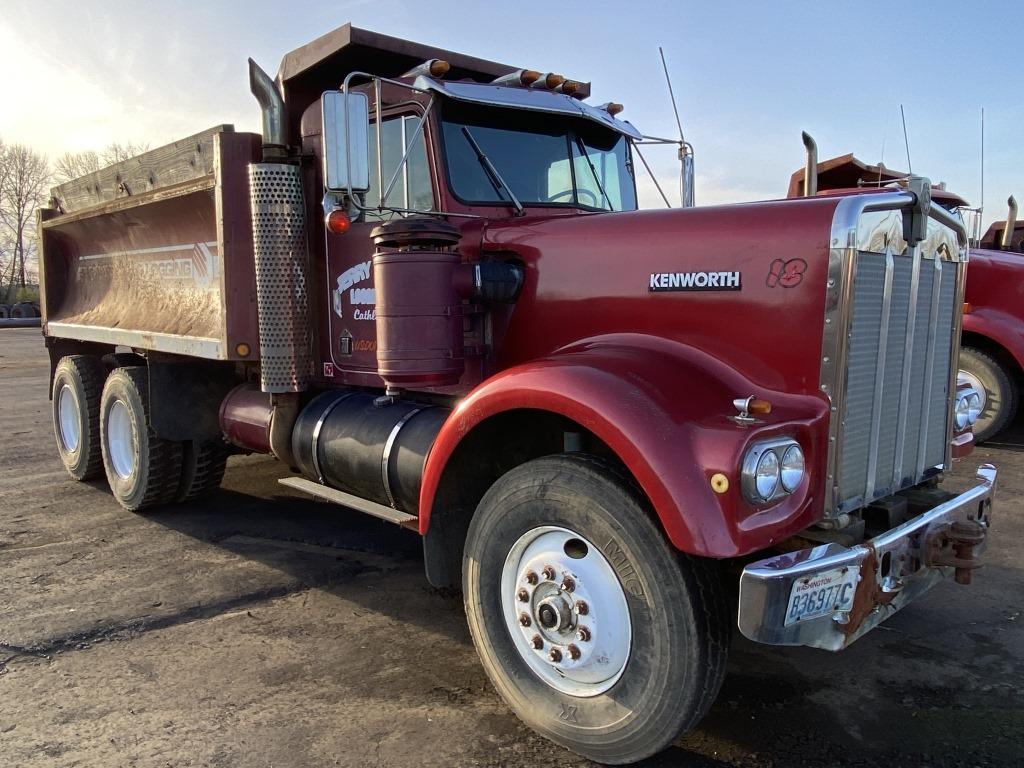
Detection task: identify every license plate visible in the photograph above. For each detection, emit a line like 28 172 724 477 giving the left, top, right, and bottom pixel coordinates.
784 567 859 626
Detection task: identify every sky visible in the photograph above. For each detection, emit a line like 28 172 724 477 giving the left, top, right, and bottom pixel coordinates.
0 0 1019 231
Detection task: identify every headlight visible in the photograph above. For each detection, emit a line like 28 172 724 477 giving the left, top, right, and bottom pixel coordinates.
780 444 805 492
955 394 970 430
755 450 780 499
741 438 802 504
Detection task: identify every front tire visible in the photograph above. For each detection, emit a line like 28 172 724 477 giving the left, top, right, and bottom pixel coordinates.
463 454 729 765
100 366 183 511
960 347 1019 442
52 355 107 481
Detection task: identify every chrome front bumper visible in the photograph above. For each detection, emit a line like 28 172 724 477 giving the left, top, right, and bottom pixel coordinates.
738 464 996 651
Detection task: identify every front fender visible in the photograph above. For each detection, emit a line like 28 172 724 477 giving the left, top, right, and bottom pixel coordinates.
419 334 830 558
962 307 1024 373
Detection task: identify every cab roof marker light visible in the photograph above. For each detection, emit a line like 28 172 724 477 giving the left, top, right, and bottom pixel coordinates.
530 73 566 90
401 59 450 79
492 69 542 87
599 102 625 116
556 80 592 99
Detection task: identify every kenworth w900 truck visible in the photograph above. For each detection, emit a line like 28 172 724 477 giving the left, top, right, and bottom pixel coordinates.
38 24 996 764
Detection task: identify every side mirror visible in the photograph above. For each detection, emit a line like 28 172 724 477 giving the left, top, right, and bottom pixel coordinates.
322 91 370 192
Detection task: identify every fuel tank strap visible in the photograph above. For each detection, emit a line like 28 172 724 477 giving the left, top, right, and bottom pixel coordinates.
311 392 358 484
381 406 430 508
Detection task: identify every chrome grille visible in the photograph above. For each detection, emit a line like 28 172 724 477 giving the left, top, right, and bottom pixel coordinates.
821 191 968 517
837 250 958 511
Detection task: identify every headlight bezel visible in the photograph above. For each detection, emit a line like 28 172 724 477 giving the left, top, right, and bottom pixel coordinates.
741 437 805 505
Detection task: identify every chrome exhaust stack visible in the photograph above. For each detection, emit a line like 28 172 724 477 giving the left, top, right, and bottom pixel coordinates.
245 59 310 397
1002 195 1018 249
248 58 287 161
802 131 818 197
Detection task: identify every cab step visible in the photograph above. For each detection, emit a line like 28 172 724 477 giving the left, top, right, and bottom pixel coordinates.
278 476 418 529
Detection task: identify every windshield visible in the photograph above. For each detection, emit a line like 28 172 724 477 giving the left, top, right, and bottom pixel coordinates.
440 103 638 212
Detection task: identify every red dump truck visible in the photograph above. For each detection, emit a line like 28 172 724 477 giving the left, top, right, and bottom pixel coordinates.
789 147 1022 442
38 25 997 764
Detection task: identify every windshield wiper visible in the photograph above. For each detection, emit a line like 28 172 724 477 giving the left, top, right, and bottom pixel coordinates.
460 126 524 217
573 136 613 210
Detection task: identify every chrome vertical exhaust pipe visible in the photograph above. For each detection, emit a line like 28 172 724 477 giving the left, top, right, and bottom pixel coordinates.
248 58 287 155
1002 195 1018 249
802 131 818 197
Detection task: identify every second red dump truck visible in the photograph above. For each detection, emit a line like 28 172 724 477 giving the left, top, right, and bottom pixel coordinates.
38 25 997 764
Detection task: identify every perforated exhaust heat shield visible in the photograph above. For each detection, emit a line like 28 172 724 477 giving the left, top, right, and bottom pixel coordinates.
248 163 311 393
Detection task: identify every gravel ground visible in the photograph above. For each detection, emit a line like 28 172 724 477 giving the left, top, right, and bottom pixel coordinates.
1 327 1021 767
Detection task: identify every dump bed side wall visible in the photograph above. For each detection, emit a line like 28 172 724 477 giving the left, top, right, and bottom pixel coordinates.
39 131 262 361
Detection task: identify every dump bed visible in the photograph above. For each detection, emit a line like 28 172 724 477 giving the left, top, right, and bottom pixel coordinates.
39 127 261 360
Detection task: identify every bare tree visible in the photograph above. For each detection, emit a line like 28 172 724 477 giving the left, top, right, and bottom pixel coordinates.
0 142 50 300
53 142 150 183
102 141 149 166
53 150 100 183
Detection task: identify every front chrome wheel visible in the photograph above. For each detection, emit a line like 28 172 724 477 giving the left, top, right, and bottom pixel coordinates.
501 526 631 697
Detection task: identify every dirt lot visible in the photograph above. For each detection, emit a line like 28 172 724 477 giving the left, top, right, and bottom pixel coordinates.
1 326 1021 768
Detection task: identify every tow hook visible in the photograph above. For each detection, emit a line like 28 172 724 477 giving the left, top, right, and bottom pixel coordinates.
922 519 986 585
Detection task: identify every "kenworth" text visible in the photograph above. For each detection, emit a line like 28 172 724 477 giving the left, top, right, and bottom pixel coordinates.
649 271 741 292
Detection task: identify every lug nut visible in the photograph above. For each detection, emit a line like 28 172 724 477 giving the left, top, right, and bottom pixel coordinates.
560 576 575 593
516 588 529 603
574 600 589 615
531 635 544 650
548 648 562 663
542 565 556 581
519 612 531 627
576 626 591 642
525 571 538 585
567 643 581 660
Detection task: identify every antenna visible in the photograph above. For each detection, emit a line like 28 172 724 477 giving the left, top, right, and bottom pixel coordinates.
659 46 685 145
980 107 985 242
658 46 694 207
900 104 912 174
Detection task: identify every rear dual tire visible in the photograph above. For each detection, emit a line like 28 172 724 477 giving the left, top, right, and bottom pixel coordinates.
463 454 729 765
52 355 107 481
100 366 183 511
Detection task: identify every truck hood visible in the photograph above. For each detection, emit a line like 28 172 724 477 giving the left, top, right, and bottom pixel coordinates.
476 197 844 396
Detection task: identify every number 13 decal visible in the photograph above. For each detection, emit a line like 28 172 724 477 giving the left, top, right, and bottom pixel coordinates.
766 258 807 288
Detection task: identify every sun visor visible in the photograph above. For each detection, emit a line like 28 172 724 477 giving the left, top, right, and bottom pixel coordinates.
414 77 642 140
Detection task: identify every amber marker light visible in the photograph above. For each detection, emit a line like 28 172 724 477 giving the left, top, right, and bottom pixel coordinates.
962 302 972 314
326 209 351 234
544 73 566 89
520 69 542 86
710 473 730 494
603 103 624 116
429 59 451 77
748 398 772 415
235 342 251 357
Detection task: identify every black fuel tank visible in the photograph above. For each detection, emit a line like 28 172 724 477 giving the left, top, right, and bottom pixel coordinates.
291 390 449 513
